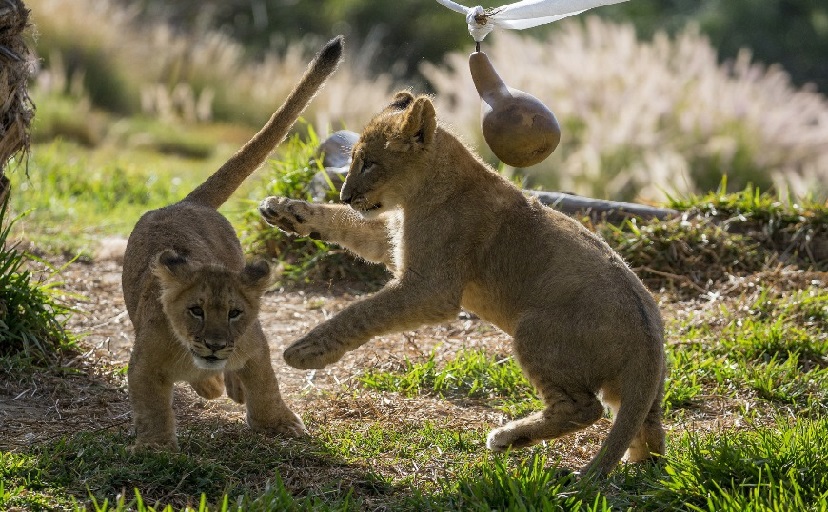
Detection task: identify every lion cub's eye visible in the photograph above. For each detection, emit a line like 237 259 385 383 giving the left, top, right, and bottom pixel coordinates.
228 309 242 320
360 160 374 175
189 306 204 318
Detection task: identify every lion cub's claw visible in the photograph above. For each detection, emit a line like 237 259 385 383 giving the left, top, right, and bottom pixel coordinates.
259 197 313 236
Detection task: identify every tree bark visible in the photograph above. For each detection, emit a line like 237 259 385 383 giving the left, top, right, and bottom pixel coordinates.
0 0 35 202
0 175 9 205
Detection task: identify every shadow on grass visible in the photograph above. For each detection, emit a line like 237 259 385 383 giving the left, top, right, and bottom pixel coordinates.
5 357 828 511
0 359 392 510
14 417 397 510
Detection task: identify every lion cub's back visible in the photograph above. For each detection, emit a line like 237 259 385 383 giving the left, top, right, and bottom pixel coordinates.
122 201 244 318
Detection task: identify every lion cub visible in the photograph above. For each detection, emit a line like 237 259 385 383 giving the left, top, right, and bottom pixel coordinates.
259 91 666 477
121 37 343 450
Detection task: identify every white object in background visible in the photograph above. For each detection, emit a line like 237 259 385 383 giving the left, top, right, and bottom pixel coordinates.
435 0 630 41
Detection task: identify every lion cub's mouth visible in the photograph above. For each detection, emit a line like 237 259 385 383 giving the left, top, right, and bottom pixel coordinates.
354 201 382 213
192 351 228 370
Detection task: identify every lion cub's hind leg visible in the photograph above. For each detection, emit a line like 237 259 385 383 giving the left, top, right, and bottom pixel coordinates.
224 370 246 404
486 387 604 452
190 374 225 400
626 401 665 463
603 386 665 463
487 317 605 453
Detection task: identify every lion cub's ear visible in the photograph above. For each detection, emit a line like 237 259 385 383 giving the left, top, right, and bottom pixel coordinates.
388 96 436 152
240 259 272 294
152 249 193 286
386 91 415 112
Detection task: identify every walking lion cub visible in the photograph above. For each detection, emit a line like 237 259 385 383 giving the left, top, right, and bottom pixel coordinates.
259 91 666 477
121 37 343 450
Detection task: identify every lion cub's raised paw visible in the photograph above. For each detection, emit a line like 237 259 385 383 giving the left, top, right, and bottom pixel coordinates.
283 334 346 370
486 426 538 452
258 197 315 236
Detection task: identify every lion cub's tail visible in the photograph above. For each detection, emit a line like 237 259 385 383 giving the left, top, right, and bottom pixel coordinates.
183 35 344 210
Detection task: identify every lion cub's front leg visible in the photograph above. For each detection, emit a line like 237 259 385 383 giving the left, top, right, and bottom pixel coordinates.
128 351 178 450
259 197 392 267
233 332 307 438
284 279 462 369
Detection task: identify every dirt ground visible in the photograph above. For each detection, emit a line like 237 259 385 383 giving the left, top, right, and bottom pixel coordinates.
4 247 793 470
0 251 546 456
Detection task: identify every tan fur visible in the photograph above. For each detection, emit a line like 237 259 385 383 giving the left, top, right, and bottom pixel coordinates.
259 91 666 477
121 37 343 450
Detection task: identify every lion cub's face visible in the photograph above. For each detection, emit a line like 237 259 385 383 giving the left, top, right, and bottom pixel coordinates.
341 91 437 217
152 250 271 370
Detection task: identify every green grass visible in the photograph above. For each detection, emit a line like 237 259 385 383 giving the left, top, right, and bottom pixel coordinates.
0 198 77 366
5 133 827 511
650 419 828 511
9 141 192 255
663 283 828 417
359 350 543 418
3 415 828 511
593 179 828 293
7 135 244 257
667 178 828 270
599 216 766 293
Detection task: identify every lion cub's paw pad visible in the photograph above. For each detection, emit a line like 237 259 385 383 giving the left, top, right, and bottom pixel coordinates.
259 197 313 235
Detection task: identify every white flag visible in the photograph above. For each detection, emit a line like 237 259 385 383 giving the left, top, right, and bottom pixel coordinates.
436 0 630 41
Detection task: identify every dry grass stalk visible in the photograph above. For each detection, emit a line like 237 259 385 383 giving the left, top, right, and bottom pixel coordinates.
26 0 396 135
0 0 35 203
423 18 828 202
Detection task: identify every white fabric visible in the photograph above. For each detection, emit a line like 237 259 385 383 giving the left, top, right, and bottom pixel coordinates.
436 0 630 41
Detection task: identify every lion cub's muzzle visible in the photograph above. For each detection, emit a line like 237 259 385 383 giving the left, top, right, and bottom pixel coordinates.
341 192 382 213
191 335 234 370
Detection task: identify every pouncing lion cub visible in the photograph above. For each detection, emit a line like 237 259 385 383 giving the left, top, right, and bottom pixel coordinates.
121 36 343 450
259 91 666 477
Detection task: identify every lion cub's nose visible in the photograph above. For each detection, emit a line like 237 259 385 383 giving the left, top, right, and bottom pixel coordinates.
340 191 352 204
204 339 228 352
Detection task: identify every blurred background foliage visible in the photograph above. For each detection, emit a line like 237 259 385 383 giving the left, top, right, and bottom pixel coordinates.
124 0 828 95
17 0 828 203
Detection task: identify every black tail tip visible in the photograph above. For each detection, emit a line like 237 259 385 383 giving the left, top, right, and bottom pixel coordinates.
319 35 345 63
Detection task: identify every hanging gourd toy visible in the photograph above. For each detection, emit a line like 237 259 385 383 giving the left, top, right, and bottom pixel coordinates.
436 0 629 167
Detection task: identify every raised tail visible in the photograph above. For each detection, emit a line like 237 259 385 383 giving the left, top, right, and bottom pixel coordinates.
184 35 344 209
